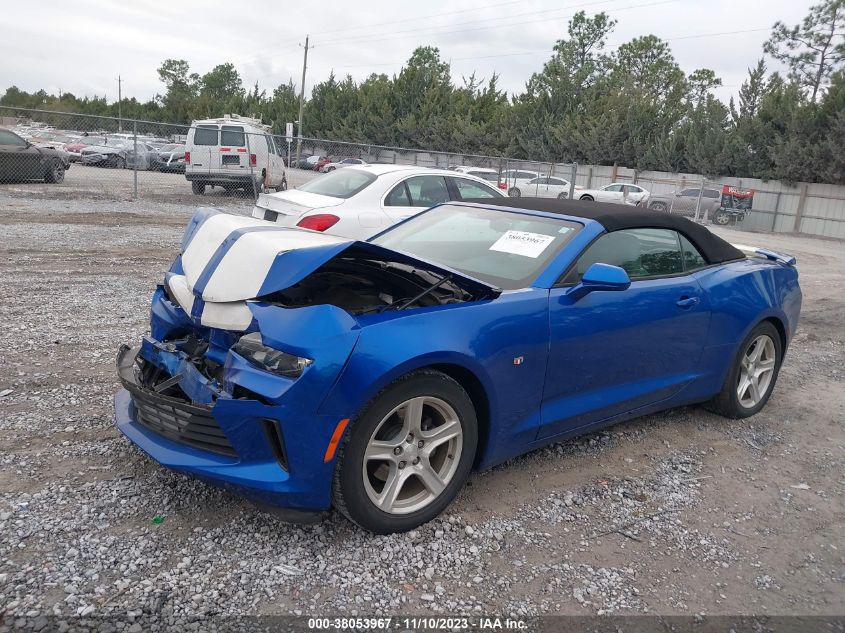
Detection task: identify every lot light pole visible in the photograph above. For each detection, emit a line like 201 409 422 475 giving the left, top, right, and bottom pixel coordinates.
295 35 311 168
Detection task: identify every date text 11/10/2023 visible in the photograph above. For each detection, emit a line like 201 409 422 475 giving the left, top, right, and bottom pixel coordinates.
306 616 528 630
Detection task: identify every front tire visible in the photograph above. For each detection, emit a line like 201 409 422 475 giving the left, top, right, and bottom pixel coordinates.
276 176 288 192
332 370 477 534
191 181 206 195
705 321 782 419
508 187 521 197
557 192 568 199
649 201 668 212
579 194 594 201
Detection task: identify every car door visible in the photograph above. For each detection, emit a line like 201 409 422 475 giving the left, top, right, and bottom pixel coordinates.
0 130 42 179
524 177 548 197
382 174 450 223
539 228 710 439
623 185 647 204
597 184 624 203
547 177 569 198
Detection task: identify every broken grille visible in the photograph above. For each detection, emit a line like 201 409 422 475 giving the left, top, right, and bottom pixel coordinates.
129 388 236 457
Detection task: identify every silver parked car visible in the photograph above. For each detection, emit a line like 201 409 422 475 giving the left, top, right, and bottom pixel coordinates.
646 187 721 218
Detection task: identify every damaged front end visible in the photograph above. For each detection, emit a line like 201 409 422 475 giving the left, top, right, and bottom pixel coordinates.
114 208 498 515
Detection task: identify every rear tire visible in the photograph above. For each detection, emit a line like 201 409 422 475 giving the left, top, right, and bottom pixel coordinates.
649 201 668 212
276 176 288 192
191 181 206 195
508 188 521 197
704 321 782 419
44 159 65 184
579 195 594 201
557 192 568 199
332 370 477 534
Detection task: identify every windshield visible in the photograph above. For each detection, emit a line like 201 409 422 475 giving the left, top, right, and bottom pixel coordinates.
372 204 581 289
297 168 377 199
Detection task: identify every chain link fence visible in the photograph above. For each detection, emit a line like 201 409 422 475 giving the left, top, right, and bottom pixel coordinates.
2 106 845 238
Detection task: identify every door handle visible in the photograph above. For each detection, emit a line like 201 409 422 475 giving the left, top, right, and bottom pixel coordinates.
676 296 700 308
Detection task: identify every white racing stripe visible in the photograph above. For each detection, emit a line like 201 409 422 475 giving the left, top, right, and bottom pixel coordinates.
200 229 347 302
200 301 254 331
181 213 269 292
166 274 195 314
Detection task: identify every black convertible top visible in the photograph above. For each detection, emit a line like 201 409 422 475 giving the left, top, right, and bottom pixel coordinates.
461 197 745 264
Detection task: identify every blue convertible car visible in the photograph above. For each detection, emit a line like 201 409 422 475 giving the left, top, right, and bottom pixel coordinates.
115 198 801 533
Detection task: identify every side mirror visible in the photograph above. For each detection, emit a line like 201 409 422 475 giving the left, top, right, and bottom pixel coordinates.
566 263 631 301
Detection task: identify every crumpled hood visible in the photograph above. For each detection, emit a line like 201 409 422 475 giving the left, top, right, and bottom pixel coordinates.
179 208 498 303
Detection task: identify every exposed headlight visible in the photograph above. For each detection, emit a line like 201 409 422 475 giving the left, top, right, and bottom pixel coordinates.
231 333 313 378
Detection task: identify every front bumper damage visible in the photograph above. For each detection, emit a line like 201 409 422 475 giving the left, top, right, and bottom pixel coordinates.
114 284 361 519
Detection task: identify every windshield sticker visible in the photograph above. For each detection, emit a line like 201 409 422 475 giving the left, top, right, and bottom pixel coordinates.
489 230 556 258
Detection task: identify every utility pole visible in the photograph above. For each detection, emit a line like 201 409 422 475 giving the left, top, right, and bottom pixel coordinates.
117 75 123 132
294 35 311 168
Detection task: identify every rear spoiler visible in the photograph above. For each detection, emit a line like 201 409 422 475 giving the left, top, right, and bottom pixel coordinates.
732 243 797 267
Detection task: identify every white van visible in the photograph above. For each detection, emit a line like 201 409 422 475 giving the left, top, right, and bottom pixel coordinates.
185 114 287 195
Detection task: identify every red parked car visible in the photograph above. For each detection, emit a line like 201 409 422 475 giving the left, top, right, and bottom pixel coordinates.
312 156 332 171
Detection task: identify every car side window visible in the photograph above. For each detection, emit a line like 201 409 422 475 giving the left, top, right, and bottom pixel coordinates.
451 177 498 199
404 175 449 207
704 189 720 198
624 185 642 193
574 228 684 280
549 178 566 185
604 184 623 192
679 234 708 271
679 188 698 197
385 182 411 206
0 130 26 146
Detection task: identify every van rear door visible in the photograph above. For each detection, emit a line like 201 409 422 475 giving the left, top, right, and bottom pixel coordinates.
190 124 218 175
219 125 249 175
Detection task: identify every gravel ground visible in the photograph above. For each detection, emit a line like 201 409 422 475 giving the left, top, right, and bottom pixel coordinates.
0 164 319 204
0 194 843 629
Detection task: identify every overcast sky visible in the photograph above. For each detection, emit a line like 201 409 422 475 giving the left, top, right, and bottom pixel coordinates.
1 0 815 107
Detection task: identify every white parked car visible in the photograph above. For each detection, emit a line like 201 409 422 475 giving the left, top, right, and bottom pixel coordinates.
320 157 367 172
251 164 504 240
576 182 649 205
451 166 500 183
501 168 549 196
508 176 580 199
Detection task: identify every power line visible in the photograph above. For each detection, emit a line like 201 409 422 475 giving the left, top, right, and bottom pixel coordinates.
326 26 774 70
232 0 622 74
309 0 532 36
317 0 643 46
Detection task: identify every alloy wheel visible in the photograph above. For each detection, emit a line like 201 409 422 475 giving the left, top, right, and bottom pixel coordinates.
736 334 776 408
362 396 463 515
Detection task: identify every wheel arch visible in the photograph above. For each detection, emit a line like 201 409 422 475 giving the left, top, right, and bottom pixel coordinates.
325 353 498 468
427 362 491 468
762 315 787 353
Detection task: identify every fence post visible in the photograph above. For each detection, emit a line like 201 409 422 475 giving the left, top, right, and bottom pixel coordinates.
611 162 618 182
694 179 705 222
771 192 782 232
132 120 138 200
587 166 593 188
792 183 809 233
569 163 577 199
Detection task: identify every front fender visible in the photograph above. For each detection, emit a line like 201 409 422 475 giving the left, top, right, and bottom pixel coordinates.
318 290 552 467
